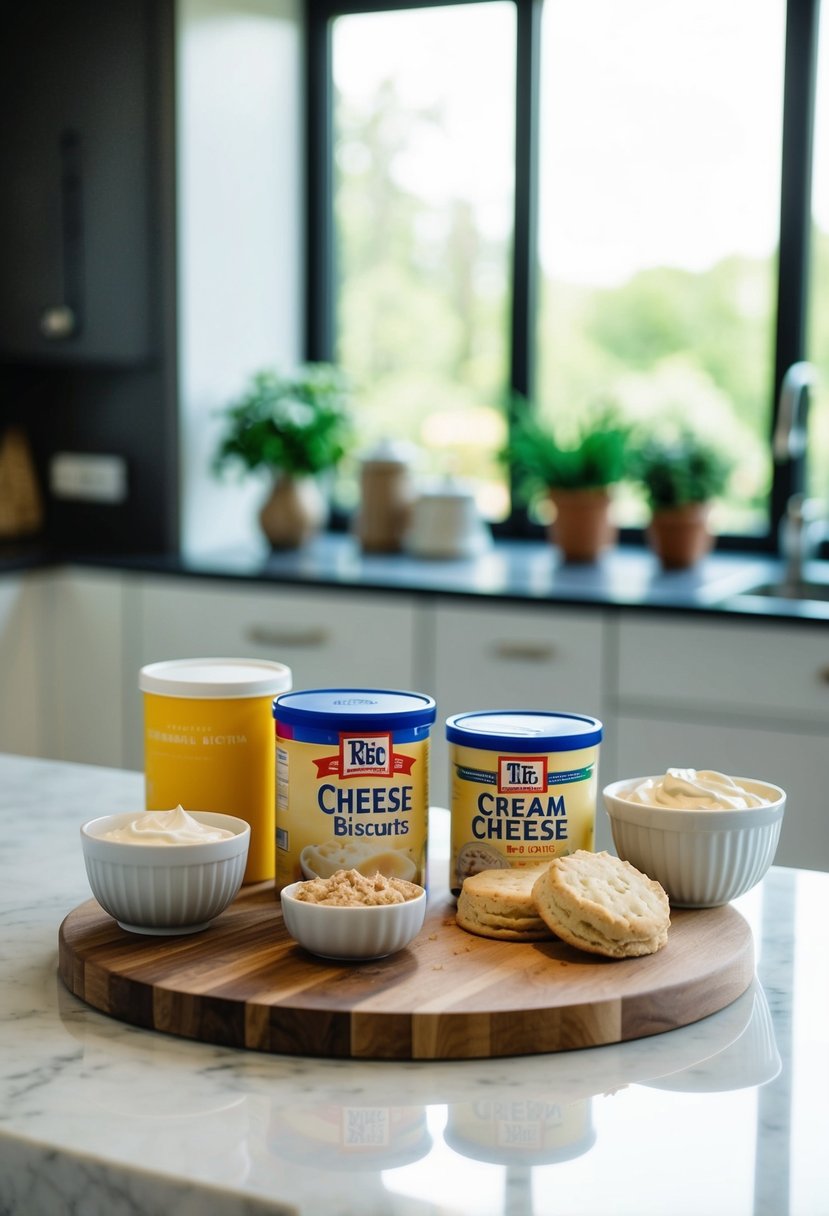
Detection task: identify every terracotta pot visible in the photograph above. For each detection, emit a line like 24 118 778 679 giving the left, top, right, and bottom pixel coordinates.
647 502 712 569
547 488 616 563
259 474 327 549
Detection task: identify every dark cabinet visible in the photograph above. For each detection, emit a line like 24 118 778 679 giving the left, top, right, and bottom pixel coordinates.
0 1 157 364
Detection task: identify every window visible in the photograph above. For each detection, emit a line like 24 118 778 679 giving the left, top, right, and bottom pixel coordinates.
308 0 822 548
329 3 515 518
537 0 784 536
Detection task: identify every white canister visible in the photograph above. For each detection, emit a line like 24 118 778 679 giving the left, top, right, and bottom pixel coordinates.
405 478 491 559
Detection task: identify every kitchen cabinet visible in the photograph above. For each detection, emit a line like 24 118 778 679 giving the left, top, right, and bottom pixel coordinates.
615 615 829 725
5 560 828 871
0 575 46 757
127 576 423 769
0 0 158 363
423 600 609 843
43 569 130 768
611 615 829 869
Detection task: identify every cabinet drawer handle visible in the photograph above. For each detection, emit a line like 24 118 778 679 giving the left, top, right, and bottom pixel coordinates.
41 129 84 341
246 625 329 648
819 665 829 684
491 641 557 662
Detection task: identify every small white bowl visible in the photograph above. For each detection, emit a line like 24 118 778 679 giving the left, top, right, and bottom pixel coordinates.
280 882 427 960
80 811 250 935
602 776 786 908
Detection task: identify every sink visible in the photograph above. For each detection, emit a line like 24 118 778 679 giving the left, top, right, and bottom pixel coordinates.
733 578 829 603
704 558 829 608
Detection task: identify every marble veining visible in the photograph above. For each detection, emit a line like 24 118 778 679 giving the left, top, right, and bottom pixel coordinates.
1 753 827 1215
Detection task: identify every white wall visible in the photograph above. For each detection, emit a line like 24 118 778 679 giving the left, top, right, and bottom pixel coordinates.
176 0 304 556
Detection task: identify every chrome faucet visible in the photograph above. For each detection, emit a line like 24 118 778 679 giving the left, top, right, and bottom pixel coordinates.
773 360 819 467
773 361 822 586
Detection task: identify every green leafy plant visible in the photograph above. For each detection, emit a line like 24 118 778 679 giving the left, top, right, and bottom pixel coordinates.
631 427 734 511
502 404 631 495
212 364 353 478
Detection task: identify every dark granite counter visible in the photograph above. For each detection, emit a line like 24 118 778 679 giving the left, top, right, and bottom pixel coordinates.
0 542 55 575
12 533 821 624
3 531 829 622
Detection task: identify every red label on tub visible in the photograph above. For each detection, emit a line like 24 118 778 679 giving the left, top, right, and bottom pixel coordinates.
497 755 548 794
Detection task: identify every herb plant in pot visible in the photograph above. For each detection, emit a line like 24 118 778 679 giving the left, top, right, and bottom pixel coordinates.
632 427 734 569
504 407 630 562
213 364 353 549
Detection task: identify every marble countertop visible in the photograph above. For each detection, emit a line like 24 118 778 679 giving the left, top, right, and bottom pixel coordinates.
2 752 827 1215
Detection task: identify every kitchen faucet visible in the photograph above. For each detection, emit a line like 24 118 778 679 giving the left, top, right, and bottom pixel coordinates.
772 360 823 586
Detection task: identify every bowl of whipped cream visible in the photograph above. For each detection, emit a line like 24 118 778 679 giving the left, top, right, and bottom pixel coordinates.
80 805 250 934
602 769 786 907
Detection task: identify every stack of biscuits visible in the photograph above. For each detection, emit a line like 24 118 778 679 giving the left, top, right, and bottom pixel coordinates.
456 865 553 942
456 850 670 959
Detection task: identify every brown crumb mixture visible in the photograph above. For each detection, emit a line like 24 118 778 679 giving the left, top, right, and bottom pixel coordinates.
292 868 422 907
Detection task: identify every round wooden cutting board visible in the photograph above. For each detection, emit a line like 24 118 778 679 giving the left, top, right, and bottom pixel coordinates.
58 883 755 1061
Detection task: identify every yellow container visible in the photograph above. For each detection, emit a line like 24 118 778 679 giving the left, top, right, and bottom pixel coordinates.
446 710 603 896
139 658 292 883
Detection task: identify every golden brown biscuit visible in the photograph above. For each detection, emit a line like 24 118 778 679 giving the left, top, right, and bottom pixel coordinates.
532 850 670 959
456 865 554 941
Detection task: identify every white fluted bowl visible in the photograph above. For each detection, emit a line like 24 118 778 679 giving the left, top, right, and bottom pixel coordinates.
280 882 427 960
81 811 250 935
602 777 786 908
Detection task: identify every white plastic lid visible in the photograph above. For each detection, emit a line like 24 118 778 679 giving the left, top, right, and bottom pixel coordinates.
139 657 293 699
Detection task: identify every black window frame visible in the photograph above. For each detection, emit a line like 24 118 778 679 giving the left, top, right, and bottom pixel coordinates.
306 0 821 552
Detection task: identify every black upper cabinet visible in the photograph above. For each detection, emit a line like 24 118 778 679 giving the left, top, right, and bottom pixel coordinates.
0 1 157 365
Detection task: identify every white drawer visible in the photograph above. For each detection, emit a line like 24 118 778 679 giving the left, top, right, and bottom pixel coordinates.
431 600 605 717
136 578 419 693
616 616 829 724
0 575 43 757
427 600 607 805
48 570 127 767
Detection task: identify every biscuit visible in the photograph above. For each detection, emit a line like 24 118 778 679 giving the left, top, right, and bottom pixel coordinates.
456 865 555 941
532 850 670 959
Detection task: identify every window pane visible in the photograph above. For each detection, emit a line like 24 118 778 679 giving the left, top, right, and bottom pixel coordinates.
331 3 515 518
807 1 829 504
537 0 786 534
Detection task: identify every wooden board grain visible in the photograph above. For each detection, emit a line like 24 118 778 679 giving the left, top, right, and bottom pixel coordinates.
58 884 755 1060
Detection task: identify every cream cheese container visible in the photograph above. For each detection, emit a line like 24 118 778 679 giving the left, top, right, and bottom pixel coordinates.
444 1098 595 1166
139 657 292 885
446 709 603 896
273 688 436 894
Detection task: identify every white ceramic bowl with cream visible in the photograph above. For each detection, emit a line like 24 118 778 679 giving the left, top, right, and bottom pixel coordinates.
80 808 250 934
280 880 427 961
602 770 786 907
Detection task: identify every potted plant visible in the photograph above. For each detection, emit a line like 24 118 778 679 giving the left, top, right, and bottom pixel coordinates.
504 406 630 561
631 427 734 569
213 363 353 548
